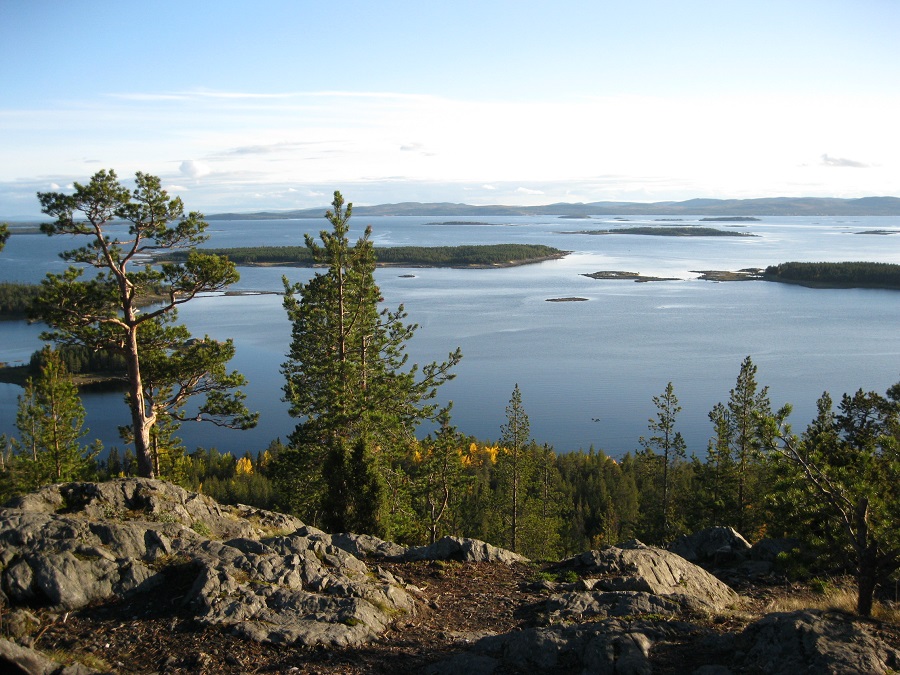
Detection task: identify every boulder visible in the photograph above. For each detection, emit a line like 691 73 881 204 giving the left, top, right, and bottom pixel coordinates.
559 540 740 612
403 536 528 564
546 590 687 623
669 527 751 566
425 620 657 675
733 610 900 674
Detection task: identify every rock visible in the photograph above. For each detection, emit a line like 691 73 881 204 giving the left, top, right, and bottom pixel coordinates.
0 637 100 674
328 532 408 560
425 621 655 675
0 479 414 647
733 610 900 674
546 590 686 622
559 540 740 612
669 527 751 566
403 536 528 564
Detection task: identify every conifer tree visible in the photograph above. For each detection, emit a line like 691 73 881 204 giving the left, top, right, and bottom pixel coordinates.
638 382 687 541
278 191 461 527
496 383 531 552
760 384 900 617
412 410 468 544
698 357 771 534
11 348 99 491
32 170 256 478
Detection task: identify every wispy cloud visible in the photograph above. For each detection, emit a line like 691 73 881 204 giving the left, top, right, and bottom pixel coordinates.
821 153 869 168
517 187 545 195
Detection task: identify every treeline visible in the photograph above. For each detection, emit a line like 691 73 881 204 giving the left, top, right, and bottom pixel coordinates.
30 344 127 377
764 261 900 289
0 283 42 318
163 244 564 267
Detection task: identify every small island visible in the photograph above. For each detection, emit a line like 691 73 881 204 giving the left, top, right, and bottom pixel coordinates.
692 269 764 281
546 297 589 302
582 271 680 283
567 226 756 237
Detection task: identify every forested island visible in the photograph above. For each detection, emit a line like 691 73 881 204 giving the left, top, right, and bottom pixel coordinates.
763 261 900 289
569 226 755 237
162 243 567 268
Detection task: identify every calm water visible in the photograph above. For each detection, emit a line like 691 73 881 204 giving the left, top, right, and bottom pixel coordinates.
2 215 899 457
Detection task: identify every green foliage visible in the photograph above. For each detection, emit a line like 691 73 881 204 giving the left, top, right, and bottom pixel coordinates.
4 348 100 497
765 261 900 289
409 410 470 544
0 222 8 250
637 382 688 542
321 438 387 536
276 191 461 533
760 382 900 616
31 170 255 477
0 283 42 318
693 357 772 536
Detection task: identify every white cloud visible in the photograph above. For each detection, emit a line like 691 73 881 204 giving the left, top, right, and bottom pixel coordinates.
517 187 545 195
180 160 210 179
821 154 868 168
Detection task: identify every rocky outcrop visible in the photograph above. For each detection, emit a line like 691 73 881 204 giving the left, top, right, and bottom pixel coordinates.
556 540 740 613
425 620 656 675
733 610 900 674
0 479 413 648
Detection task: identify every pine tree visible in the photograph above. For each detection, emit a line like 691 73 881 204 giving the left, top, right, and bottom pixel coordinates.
278 191 461 527
32 170 256 477
11 348 99 492
760 384 900 617
699 357 771 534
496 383 531 552
638 382 687 542
412 410 468 544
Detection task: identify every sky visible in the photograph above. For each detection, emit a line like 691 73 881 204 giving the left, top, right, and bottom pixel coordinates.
1 0 899 216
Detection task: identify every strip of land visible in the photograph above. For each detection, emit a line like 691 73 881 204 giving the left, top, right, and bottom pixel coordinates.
566 226 755 237
161 244 569 268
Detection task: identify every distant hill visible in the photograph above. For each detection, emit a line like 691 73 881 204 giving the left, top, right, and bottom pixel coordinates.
207 196 900 220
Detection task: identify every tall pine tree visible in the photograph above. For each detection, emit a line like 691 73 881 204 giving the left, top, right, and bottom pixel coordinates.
277 191 461 528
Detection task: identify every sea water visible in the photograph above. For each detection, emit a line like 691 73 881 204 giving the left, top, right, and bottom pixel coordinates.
1 215 899 457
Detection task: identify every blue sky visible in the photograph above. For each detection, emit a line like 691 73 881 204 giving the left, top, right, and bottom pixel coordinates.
1 1 898 216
